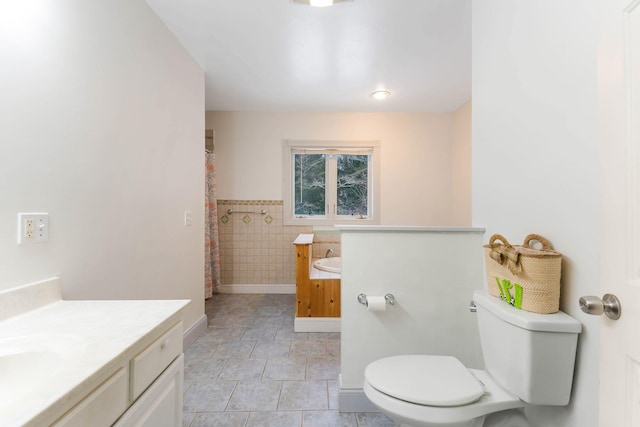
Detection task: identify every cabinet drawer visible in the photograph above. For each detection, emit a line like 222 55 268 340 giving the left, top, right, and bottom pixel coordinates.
52 368 127 427
130 321 182 401
114 354 184 427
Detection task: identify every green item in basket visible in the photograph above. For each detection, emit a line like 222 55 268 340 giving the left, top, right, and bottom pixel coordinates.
496 277 523 309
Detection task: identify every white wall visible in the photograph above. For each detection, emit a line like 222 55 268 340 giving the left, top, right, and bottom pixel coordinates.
451 100 472 226
472 2 599 426
0 1 205 331
207 110 471 226
338 226 485 411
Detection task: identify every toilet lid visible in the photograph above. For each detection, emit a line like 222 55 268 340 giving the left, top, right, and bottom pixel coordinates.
364 355 485 407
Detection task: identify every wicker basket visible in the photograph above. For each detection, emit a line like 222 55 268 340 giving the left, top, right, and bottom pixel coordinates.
483 234 562 314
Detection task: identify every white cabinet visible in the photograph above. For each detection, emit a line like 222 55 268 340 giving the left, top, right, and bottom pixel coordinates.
115 355 183 427
52 369 128 427
52 321 184 427
130 322 183 401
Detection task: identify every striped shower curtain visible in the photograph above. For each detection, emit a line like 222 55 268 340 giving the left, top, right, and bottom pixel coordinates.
204 151 221 297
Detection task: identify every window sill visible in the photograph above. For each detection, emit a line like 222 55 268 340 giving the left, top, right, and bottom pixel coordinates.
283 217 378 226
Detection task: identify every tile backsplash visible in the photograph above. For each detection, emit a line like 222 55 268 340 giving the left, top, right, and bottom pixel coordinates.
309 230 341 259
217 200 342 285
217 200 304 285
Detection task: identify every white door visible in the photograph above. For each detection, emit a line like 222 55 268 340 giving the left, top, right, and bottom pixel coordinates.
599 0 640 425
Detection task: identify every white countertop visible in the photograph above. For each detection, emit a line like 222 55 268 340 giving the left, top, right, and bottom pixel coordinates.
293 233 314 244
0 278 189 427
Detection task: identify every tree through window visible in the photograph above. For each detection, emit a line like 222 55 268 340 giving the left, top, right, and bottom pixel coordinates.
294 153 326 215
337 154 368 216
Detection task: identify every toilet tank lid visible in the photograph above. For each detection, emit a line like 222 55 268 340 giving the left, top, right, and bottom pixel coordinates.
473 290 582 333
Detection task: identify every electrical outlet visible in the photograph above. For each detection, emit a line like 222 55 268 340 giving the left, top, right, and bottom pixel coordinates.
18 213 49 244
184 210 193 227
25 219 35 238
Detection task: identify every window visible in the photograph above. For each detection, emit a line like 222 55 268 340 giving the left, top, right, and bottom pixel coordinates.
283 140 380 225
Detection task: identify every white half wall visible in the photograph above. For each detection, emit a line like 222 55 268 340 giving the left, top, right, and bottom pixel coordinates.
472 2 599 426
0 0 205 332
337 226 485 410
206 110 471 226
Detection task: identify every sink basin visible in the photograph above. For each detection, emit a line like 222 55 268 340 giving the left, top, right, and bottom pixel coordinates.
314 257 342 273
0 334 86 410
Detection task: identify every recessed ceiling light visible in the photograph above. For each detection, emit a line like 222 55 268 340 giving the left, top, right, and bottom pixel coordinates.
371 90 391 100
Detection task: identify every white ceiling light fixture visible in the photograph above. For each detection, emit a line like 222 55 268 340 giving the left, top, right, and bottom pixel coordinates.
371 90 391 100
290 0 353 6
310 0 333 6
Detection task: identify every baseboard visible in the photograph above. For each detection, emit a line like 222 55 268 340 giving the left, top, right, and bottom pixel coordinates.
183 314 207 349
338 375 379 412
294 317 341 332
218 284 295 294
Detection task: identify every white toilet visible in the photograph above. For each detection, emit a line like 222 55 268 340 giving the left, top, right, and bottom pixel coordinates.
363 290 581 427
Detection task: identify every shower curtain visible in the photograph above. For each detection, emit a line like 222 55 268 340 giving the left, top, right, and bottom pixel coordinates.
204 151 221 298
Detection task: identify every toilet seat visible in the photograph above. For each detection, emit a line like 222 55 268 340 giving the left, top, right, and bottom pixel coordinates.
365 355 486 406
363 368 525 426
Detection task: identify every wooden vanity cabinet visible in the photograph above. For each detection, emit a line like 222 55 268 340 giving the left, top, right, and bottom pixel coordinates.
295 243 341 318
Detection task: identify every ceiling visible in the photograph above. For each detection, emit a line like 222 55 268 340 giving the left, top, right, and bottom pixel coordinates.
145 0 471 112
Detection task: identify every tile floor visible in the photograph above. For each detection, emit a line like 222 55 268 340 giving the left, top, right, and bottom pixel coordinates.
183 293 398 427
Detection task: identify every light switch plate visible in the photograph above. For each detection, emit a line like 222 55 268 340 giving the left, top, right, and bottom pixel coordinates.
18 213 49 244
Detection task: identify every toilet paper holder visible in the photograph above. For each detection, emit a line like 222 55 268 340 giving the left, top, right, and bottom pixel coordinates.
357 293 395 307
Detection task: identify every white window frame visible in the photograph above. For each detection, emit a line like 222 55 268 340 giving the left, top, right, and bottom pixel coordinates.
283 140 380 226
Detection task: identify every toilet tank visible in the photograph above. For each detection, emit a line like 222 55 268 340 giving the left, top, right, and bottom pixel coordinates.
473 290 581 406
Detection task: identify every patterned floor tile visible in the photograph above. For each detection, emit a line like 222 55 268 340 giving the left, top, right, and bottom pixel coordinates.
183 381 237 412
302 410 358 427
355 412 399 427
306 357 340 380
186 294 392 427
182 411 196 427
278 380 328 411
189 411 249 427
184 357 226 381
275 328 309 341
226 380 282 411
219 357 267 380
242 327 278 341
262 357 307 380
245 410 302 427
212 340 257 358
251 340 292 358
290 340 326 357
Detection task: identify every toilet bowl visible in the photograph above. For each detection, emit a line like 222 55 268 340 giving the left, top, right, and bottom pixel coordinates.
364 356 523 427
483 409 531 427
363 290 581 427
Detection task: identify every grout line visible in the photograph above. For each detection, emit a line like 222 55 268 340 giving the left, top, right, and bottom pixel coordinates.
275 380 285 411
324 380 329 411
214 358 228 381
304 357 309 381
223 380 239 412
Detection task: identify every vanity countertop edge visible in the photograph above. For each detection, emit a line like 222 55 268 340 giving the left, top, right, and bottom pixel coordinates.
0 278 189 427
